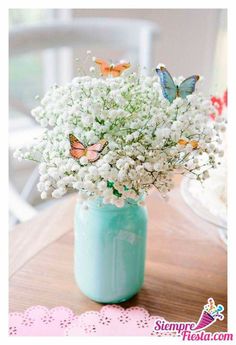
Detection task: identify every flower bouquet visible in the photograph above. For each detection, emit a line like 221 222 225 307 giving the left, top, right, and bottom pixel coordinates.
15 55 225 303
181 90 227 245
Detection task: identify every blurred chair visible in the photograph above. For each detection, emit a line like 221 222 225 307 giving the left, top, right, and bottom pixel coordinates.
9 18 160 224
10 18 160 72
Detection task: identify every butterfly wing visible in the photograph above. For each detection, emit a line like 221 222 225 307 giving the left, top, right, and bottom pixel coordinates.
69 134 86 159
85 150 100 162
156 67 177 103
88 139 108 152
190 140 198 149
178 138 198 149
111 63 131 77
178 139 188 146
86 139 108 162
95 59 111 76
178 75 200 99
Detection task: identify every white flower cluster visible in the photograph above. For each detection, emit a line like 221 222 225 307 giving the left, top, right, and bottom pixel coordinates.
15 70 225 207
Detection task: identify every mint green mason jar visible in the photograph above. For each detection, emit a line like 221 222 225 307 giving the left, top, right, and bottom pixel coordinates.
74 198 148 303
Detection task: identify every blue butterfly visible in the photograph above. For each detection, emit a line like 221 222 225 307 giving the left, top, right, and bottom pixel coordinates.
156 66 200 103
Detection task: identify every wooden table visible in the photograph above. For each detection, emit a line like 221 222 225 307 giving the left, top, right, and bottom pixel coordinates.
9 178 227 332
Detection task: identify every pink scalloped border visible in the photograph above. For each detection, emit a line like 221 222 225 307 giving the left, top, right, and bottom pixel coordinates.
9 304 175 336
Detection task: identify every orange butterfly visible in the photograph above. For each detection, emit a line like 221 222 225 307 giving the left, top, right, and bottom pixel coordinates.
69 134 108 162
178 138 198 149
95 58 131 77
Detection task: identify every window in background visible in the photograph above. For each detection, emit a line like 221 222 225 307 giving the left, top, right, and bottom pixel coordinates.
9 9 74 225
212 10 227 94
10 10 45 123
9 9 73 125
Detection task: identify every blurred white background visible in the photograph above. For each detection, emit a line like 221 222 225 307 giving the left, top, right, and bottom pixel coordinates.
9 8 227 225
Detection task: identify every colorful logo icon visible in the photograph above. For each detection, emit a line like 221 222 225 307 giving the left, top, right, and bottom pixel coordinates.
192 297 224 331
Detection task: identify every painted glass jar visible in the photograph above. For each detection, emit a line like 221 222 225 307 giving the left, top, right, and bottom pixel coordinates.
74 198 147 303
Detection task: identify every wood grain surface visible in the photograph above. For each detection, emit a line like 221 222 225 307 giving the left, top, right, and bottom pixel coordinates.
9 179 227 333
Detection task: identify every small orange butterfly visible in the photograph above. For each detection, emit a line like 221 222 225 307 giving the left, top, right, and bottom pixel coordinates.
178 138 198 149
95 58 131 77
69 134 108 162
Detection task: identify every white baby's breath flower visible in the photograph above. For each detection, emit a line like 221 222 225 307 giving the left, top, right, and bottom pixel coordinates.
52 187 66 198
80 156 88 165
15 63 224 206
41 191 47 199
156 63 166 69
